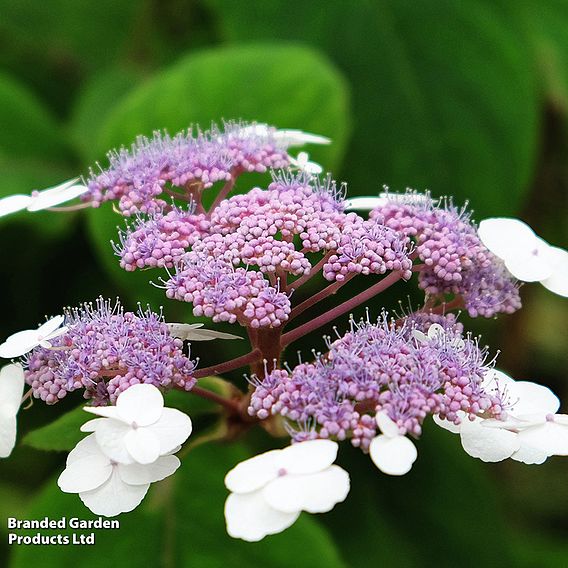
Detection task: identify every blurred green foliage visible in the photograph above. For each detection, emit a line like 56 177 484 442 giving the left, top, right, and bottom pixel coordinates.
1 1 568 567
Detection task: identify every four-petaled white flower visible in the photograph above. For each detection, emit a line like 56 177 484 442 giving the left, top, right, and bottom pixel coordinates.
434 369 568 464
58 434 180 517
0 364 25 458
478 217 568 297
166 322 242 341
369 411 418 476
81 383 192 464
412 323 465 351
288 152 323 175
0 178 89 219
224 439 350 542
0 315 68 358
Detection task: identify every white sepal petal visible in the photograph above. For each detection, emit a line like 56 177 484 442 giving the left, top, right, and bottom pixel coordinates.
150 408 192 455
509 381 560 417
118 455 180 485
541 246 568 297
0 194 33 218
344 196 388 211
166 323 242 341
459 420 519 462
83 406 121 420
57 455 113 493
116 383 164 426
369 435 417 476
79 470 149 517
478 218 538 260
278 439 338 475
375 411 400 438
262 465 349 514
224 490 299 542
92 419 134 464
224 450 280 493
124 428 161 465
0 415 17 458
0 363 25 416
515 422 568 456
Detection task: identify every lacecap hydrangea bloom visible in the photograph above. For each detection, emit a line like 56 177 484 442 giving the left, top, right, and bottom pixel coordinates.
1 120 568 542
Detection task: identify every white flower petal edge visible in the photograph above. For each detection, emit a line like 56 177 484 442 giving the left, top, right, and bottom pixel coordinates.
478 217 568 295
166 323 242 341
369 411 417 475
224 439 349 541
344 192 433 212
0 195 33 218
58 434 180 517
0 364 25 458
0 315 68 358
289 152 323 175
0 178 89 219
27 178 89 211
83 384 192 464
433 369 568 464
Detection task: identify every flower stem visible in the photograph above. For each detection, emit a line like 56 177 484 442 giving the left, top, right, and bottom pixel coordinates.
281 270 406 347
288 274 355 321
193 348 262 378
208 169 240 215
190 385 241 413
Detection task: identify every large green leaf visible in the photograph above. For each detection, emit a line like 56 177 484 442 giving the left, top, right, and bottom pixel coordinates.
10 441 346 568
70 67 148 163
22 408 91 453
0 73 67 161
208 0 539 217
95 43 351 171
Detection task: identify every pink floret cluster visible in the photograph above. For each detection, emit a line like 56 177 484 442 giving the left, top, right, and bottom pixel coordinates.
370 192 522 317
249 312 506 450
23 298 196 405
84 121 290 215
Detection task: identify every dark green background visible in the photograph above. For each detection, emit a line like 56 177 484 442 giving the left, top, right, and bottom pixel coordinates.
1 1 567 566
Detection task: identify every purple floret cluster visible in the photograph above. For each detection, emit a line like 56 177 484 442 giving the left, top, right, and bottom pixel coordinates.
249 313 505 450
85 121 290 215
121 172 414 329
370 193 522 317
23 298 196 405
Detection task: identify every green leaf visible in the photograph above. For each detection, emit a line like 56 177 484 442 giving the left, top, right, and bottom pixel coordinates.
0 72 68 161
95 42 351 172
22 407 90 452
70 67 148 163
208 0 539 217
519 0 568 111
